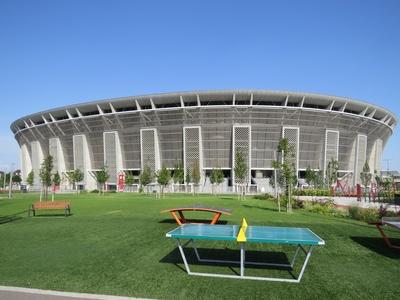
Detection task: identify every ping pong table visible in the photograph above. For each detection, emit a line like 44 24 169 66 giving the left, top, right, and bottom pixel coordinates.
166 219 325 283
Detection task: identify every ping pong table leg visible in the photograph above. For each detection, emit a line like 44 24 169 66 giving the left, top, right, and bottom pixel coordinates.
176 239 192 274
296 246 313 283
240 243 245 277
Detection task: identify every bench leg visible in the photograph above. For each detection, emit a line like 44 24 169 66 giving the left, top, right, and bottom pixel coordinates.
211 212 222 224
170 211 182 225
178 211 186 224
375 224 400 250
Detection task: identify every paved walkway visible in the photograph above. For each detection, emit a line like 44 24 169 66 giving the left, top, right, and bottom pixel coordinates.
298 196 398 211
0 286 152 300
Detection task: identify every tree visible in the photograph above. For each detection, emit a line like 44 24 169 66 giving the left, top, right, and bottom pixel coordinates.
191 160 201 195
50 171 61 201
95 166 110 195
185 172 191 193
305 166 316 187
52 172 61 186
67 169 84 194
210 168 224 195
326 158 339 188
156 165 171 197
234 150 248 200
272 138 297 213
124 172 134 192
173 163 184 184
360 161 372 202
39 155 53 201
139 165 153 194
26 170 34 188
12 174 22 186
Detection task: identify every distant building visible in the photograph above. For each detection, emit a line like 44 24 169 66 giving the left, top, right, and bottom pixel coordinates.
10 90 398 192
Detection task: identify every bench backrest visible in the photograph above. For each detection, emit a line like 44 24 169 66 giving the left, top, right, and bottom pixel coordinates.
33 201 70 209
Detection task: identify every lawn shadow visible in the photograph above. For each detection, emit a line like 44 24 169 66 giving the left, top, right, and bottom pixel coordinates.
0 215 22 224
160 247 294 276
242 204 278 212
350 236 400 259
159 219 228 225
0 210 29 224
31 213 74 218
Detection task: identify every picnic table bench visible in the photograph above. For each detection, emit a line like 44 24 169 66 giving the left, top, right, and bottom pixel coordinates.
28 201 71 217
160 204 232 225
369 217 400 250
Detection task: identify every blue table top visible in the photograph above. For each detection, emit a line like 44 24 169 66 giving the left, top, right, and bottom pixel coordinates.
166 224 325 245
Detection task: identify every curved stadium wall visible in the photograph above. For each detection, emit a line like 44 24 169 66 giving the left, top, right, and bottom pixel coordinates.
10 90 397 193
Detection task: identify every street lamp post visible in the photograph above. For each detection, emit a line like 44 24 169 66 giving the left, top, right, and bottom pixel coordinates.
8 164 14 199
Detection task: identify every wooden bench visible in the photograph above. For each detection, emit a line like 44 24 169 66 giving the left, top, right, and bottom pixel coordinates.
28 201 71 217
161 204 232 225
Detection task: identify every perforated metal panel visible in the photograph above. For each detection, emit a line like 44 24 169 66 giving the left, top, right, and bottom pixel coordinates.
354 134 367 185
374 139 382 173
49 138 58 172
20 143 32 183
183 126 202 182
104 132 117 183
140 128 160 173
232 125 251 184
282 127 299 171
369 139 382 173
73 135 85 171
30 141 43 187
324 130 339 173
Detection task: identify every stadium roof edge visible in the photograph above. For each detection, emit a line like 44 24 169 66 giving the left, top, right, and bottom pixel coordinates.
10 89 398 133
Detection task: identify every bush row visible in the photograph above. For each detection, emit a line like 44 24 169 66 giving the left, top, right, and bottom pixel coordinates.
253 194 399 223
292 189 331 196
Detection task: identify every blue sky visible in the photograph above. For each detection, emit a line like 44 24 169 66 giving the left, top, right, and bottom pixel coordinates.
0 0 399 171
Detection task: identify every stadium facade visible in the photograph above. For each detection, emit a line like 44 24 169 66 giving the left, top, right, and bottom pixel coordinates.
10 90 397 193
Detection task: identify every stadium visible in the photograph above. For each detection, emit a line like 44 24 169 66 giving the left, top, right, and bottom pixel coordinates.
10 90 397 193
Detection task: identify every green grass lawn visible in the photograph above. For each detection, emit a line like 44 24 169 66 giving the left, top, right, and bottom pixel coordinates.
0 192 399 300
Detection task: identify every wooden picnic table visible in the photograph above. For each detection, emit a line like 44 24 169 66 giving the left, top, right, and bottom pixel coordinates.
161 204 232 225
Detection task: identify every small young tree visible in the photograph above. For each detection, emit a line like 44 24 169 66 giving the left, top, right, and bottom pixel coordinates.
305 166 316 188
234 150 248 200
95 166 110 195
191 160 201 196
52 172 61 187
124 172 134 191
66 169 83 194
326 158 339 188
273 139 297 213
215 168 224 194
210 168 218 195
50 171 61 201
156 165 171 198
173 163 184 184
185 172 191 193
360 161 372 202
26 170 34 189
12 174 22 187
39 155 53 201
210 168 224 195
139 165 153 194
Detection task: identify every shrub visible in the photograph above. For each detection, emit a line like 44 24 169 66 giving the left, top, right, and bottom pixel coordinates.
293 189 331 197
302 199 347 217
253 193 276 201
91 189 99 193
348 206 379 223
